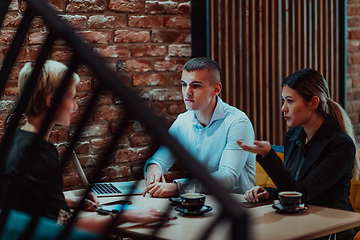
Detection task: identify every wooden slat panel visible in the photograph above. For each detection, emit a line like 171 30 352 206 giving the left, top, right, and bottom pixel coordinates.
210 0 341 145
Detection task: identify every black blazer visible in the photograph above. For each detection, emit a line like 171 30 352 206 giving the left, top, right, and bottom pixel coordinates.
258 116 355 211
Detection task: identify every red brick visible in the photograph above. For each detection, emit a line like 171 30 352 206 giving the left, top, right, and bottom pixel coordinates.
93 45 130 58
114 30 150 43
8 64 23 80
59 15 87 29
129 132 153 147
169 44 191 57
49 127 69 142
131 45 166 57
74 141 90 154
351 53 360 64
31 17 45 28
8 47 41 62
70 109 92 123
109 120 144 134
48 0 65 11
51 48 73 62
353 78 360 88
348 40 360 52
151 30 184 43
164 170 187 183
154 59 187 72
88 15 127 29
93 106 126 121
115 146 151 162
2 13 21 27
0 30 16 44
91 135 129 151
76 79 92 92
108 0 144 13
169 102 186 114
145 1 178 14
348 17 360 28
149 102 167 115
4 81 18 95
169 73 181 85
164 16 191 28
75 93 93 108
78 31 112 44
148 88 183 102
129 16 162 28
348 0 360 3
79 124 108 137
63 173 81 188
96 94 113 105
184 32 191 43
66 0 106 13
179 2 191 14
28 31 47 45
348 90 357 100
133 73 166 86
77 65 94 76
350 114 359 124
348 5 360 16
123 59 152 72
348 65 360 77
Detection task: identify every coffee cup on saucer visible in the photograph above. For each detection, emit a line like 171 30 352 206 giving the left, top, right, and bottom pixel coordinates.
180 193 206 211
278 191 302 211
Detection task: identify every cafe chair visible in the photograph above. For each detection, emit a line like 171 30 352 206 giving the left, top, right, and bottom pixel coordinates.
0 209 100 240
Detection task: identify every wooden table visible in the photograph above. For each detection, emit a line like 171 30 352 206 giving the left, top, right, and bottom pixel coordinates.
64 185 360 240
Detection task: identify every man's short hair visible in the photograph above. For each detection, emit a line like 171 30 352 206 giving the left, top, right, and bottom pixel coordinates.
18 60 80 117
183 57 221 85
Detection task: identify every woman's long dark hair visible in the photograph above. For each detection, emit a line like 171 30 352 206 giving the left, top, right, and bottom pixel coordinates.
282 69 359 179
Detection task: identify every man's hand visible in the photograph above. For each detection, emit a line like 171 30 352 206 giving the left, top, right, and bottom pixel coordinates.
145 164 166 186
244 186 269 203
142 182 178 198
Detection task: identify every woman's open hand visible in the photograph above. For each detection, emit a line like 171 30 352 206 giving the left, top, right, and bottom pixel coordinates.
237 140 272 157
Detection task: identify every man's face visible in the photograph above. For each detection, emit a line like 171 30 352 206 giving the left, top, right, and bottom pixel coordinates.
180 70 221 111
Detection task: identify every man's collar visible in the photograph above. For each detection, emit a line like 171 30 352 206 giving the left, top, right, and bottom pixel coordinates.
192 96 225 127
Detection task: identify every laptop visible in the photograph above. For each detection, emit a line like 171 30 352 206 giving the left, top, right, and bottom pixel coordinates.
70 149 143 197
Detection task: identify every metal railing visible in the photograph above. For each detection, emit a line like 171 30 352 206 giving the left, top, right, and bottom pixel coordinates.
0 0 248 239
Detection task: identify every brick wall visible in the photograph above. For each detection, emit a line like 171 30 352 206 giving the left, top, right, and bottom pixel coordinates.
348 0 360 145
0 0 191 190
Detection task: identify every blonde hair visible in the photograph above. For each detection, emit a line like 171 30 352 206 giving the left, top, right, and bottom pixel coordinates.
282 68 360 180
18 60 80 117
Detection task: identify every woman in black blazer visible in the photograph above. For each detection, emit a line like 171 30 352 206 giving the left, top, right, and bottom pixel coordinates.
237 69 360 239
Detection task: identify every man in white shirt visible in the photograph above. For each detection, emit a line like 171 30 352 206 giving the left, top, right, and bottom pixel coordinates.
143 57 255 197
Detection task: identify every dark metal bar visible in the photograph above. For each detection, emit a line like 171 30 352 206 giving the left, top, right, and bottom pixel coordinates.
338 0 347 108
0 0 12 27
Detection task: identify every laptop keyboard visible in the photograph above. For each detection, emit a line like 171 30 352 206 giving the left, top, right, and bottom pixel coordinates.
91 183 122 194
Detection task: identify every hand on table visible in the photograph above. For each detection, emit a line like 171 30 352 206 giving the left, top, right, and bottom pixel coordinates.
244 186 269 203
83 191 100 211
143 182 178 198
121 208 177 224
237 140 272 157
145 164 166 186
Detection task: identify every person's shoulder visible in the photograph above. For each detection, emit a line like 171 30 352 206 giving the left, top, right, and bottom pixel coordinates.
222 101 250 121
175 110 194 122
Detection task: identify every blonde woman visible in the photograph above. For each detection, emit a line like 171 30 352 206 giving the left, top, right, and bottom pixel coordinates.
0 60 175 234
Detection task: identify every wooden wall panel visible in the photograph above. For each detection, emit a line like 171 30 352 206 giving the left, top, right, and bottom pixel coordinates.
210 0 340 145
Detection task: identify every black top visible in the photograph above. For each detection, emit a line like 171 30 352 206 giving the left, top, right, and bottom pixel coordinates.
258 116 355 211
0 128 69 220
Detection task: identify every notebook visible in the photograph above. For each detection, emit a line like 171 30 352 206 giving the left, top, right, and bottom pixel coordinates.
70 149 143 197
